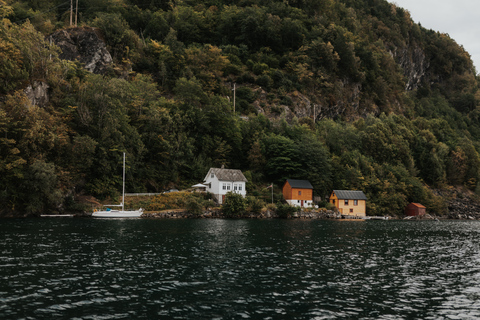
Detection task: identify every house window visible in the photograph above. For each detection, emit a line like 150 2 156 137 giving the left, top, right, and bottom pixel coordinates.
239 185 242 191
222 183 227 190
227 184 231 190
345 199 349 205
298 200 300 203
350 208 353 213
211 173 214 178
298 191 302 195
354 200 358 206
234 184 238 191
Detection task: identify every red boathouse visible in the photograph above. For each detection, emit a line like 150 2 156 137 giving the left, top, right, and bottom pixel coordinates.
405 203 426 217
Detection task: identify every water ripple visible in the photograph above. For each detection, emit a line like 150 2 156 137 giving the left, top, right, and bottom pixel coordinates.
1 219 480 319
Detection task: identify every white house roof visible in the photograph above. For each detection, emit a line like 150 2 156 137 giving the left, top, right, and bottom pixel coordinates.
204 168 248 182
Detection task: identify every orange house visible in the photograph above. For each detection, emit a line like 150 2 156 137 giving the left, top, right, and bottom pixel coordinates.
329 190 367 217
282 179 313 207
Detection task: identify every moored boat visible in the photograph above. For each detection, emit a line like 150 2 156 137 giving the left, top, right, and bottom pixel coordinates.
92 152 143 218
92 208 143 218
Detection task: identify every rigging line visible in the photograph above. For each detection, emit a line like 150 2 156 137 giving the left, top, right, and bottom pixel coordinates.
12 0 71 24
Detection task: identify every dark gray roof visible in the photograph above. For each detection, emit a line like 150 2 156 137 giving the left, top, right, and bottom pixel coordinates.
332 190 367 200
286 179 313 189
205 168 247 182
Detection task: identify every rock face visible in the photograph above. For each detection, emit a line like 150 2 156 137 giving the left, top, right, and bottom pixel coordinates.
447 197 480 220
50 27 112 74
24 81 49 108
254 41 433 122
393 43 429 91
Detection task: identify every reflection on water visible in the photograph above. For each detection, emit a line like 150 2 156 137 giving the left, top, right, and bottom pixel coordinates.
1 219 480 319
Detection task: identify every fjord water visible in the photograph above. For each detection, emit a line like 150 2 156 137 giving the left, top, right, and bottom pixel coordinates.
1 219 480 319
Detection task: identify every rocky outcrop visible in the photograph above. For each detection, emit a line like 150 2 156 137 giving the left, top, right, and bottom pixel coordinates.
251 42 431 121
392 42 429 91
447 197 480 220
50 27 112 74
24 81 49 108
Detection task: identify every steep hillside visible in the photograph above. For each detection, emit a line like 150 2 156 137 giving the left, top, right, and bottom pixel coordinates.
1 0 480 216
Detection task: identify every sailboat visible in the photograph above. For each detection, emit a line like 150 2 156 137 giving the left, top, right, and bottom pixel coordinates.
92 152 143 218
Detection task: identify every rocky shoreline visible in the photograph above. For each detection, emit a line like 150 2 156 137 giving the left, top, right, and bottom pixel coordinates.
141 209 343 219
5 196 480 219
139 210 474 220
446 197 480 220
132 202 480 220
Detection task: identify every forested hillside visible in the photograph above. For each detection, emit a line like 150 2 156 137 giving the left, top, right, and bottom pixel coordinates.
1 0 480 216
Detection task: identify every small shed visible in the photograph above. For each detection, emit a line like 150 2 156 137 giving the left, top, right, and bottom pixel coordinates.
405 203 426 216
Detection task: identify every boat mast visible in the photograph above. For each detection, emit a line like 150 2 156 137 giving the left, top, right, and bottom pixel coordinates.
122 152 125 212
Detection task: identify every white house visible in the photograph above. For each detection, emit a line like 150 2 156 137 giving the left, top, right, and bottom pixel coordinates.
203 166 248 204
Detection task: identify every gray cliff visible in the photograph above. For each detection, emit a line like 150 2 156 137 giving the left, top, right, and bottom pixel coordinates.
50 27 113 74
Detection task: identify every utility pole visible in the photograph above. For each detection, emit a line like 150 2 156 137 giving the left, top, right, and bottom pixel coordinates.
70 0 73 26
75 0 78 27
232 83 236 113
271 183 273 204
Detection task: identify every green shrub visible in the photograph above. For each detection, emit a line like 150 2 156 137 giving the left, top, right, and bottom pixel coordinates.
276 203 298 218
266 203 277 212
271 105 284 115
317 200 330 208
186 197 203 215
267 93 276 102
64 195 89 213
147 192 195 211
204 199 217 210
256 74 273 89
325 202 336 211
280 95 293 106
238 72 255 84
224 64 242 76
252 63 269 75
236 86 256 102
222 192 247 217
247 196 265 214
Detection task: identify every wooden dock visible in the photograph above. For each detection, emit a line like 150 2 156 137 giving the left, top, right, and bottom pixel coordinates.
40 214 74 217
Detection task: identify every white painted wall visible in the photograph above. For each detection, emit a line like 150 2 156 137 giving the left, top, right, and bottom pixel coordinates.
286 199 314 207
204 174 246 204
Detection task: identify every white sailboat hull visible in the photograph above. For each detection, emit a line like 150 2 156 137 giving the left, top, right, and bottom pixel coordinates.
92 209 143 218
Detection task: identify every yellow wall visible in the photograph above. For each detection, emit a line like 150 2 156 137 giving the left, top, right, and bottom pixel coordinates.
329 194 366 216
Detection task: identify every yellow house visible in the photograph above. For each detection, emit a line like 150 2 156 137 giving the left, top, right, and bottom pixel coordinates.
329 190 367 217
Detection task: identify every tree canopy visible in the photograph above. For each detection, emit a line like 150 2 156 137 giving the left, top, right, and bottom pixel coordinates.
1 0 480 216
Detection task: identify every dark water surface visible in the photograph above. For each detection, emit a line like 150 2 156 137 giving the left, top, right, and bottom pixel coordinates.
1 218 480 319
